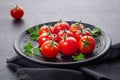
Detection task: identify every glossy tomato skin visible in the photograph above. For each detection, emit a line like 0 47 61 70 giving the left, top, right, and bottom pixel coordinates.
53 23 61 34
60 22 70 30
10 5 24 19
59 37 78 56
74 30 92 41
38 33 53 47
70 23 84 35
53 21 70 34
78 36 96 54
57 30 73 42
41 40 60 58
39 25 51 35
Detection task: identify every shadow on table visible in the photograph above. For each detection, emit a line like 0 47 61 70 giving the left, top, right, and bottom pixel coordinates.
11 19 25 27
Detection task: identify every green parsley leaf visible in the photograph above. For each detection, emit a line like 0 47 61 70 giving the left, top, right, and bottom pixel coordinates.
91 27 100 36
27 25 40 40
33 47 40 56
24 42 40 57
24 42 33 56
72 53 85 61
86 27 100 37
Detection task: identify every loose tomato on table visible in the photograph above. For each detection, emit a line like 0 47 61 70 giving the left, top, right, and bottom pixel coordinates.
69 22 84 35
57 30 73 42
74 29 92 41
41 40 60 58
59 37 78 56
53 21 70 34
78 36 96 54
10 5 24 19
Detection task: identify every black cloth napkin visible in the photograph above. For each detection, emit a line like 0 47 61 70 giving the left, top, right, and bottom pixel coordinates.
6 43 120 80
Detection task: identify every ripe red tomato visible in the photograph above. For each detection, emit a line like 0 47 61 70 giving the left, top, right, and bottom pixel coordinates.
69 23 84 35
38 33 53 47
78 36 96 54
57 30 73 42
41 40 60 58
53 21 70 34
60 21 70 30
10 5 24 19
39 25 51 35
74 30 92 41
59 37 78 56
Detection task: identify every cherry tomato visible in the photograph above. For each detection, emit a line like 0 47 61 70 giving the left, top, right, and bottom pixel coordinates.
53 21 70 34
39 25 51 35
78 36 96 54
10 5 24 19
60 21 70 30
59 37 78 56
70 23 84 35
74 29 92 41
57 30 73 42
41 40 60 58
38 32 53 47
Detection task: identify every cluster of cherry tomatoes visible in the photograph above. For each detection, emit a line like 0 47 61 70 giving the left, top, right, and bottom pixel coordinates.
9 5 96 59
38 21 96 58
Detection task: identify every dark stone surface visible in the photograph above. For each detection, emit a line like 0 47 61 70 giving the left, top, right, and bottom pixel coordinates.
0 0 120 80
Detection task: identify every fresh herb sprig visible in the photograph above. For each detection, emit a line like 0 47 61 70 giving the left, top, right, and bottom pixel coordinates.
27 26 40 40
33 47 40 56
24 41 40 56
72 53 85 61
86 27 100 37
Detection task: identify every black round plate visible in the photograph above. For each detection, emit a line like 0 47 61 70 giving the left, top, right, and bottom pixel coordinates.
14 21 111 66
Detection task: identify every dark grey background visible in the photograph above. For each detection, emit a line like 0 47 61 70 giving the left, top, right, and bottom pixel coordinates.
0 0 120 80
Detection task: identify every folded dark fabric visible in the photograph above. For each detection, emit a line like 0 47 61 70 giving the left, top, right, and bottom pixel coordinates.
7 56 111 80
6 43 120 80
7 63 89 80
